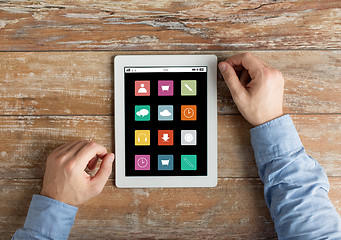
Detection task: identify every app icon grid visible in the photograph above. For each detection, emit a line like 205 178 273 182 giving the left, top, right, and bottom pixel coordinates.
131 78 203 173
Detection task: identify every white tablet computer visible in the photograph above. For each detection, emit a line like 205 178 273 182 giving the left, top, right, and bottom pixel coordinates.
114 55 217 188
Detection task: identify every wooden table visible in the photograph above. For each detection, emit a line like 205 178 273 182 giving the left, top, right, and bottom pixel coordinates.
0 1 340 239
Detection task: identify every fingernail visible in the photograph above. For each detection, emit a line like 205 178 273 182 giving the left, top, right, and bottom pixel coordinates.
108 154 115 163
219 62 227 73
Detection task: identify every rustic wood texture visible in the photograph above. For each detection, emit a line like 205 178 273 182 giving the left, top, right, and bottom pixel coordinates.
0 0 340 51
1 178 341 240
0 114 339 179
1 0 341 239
0 50 340 239
0 51 340 116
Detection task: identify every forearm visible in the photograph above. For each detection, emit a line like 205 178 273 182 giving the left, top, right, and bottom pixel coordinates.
251 115 341 240
12 194 78 240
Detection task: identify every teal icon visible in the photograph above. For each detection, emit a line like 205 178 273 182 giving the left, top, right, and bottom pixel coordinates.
181 80 197 96
158 155 174 170
135 105 150 121
181 155 197 170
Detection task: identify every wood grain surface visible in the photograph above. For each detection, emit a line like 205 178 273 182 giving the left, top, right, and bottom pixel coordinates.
0 0 340 51
0 51 340 115
1 1 341 239
0 114 339 179
1 178 341 240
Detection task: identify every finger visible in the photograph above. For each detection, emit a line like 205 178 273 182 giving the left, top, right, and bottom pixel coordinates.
90 153 114 193
87 156 99 170
54 141 87 161
74 142 108 168
53 141 79 154
225 53 264 79
219 62 248 101
63 140 87 153
240 69 251 87
65 140 90 158
53 142 69 152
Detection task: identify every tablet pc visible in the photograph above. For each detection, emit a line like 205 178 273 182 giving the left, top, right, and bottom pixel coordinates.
114 55 217 188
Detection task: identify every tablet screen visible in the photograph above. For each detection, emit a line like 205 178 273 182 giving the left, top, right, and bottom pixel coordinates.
124 66 207 176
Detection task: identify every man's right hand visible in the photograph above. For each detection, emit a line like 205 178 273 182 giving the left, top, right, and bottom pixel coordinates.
218 53 284 126
40 140 114 206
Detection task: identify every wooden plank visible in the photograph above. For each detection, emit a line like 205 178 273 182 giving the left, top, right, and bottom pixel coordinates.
0 51 340 115
0 116 114 179
1 178 341 240
74 178 278 239
0 114 339 179
0 178 275 240
0 0 340 51
0 52 114 116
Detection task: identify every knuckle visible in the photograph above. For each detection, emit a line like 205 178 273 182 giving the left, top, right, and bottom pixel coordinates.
48 147 61 159
59 153 68 161
46 152 55 161
242 52 253 59
272 68 281 76
50 153 67 166
276 69 284 79
87 141 98 149
49 148 58 156
81 140 90 145
262 67 283 83
65 160 77 174
261 67 273 80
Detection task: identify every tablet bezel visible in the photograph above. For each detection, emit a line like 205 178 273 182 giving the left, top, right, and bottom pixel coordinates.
114 55 217 188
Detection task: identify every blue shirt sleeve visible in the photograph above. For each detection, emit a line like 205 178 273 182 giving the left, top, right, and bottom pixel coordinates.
251 114 341 240
12 194 78 240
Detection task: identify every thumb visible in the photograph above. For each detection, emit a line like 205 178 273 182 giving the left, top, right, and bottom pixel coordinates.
90 153 114 192
219 62 248 101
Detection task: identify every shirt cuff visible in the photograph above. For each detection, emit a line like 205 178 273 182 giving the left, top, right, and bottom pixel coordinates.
250 115 303 168
24 194 78 240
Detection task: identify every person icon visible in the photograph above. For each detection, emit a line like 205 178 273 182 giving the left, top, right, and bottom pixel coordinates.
135 81 150 96
138 84 147 93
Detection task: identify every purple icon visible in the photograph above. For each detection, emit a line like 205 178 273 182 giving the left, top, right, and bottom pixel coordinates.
135 155 150 170
158 80 174 96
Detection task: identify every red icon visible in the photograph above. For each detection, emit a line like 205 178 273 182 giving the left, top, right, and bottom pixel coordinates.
158 130 174 146
135 81 150 96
